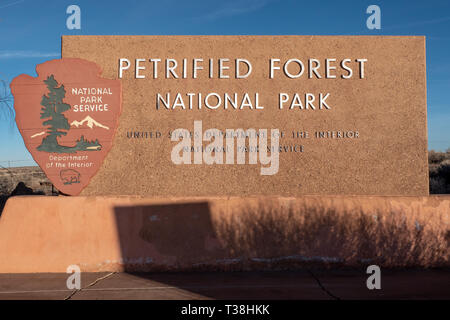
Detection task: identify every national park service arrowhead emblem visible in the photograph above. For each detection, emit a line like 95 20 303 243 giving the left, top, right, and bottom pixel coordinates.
10 58 122 195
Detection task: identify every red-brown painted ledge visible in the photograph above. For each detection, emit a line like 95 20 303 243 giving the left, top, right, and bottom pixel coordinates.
0 195 448 273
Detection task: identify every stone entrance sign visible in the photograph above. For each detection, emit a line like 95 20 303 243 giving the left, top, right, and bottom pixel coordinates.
58 36 427 196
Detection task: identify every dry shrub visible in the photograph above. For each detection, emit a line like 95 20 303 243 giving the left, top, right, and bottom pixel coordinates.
430 160 450 194
429 150 450 194
429 150 447 164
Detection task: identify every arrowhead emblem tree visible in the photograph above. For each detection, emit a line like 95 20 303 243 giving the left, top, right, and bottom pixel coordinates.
37 75 72 153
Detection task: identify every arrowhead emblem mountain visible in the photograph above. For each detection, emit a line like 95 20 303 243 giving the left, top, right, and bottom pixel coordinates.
71 116 110 130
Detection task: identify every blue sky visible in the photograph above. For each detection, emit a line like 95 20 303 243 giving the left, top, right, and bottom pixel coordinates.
0 0 449 166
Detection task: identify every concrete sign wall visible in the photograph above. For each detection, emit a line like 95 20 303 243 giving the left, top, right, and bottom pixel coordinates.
60 36 428 196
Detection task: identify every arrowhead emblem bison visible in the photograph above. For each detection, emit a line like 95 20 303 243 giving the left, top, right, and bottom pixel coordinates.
60 169 81 185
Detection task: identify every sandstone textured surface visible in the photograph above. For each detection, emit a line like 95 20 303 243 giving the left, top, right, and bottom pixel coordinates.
62 36 429 196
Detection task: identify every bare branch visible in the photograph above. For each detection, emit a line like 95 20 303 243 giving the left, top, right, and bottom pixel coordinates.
0 79 14 122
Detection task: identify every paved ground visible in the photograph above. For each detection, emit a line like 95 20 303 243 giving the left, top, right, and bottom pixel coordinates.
0 269 448 300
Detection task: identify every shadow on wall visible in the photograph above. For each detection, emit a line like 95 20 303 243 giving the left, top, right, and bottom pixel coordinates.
112 201 318 300
113 199 450 273
215 203 449 268
110 198 449 298
0 182 45 218
113 202 225 272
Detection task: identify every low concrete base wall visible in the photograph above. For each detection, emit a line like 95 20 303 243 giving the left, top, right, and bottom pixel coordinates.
0 195 448 273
